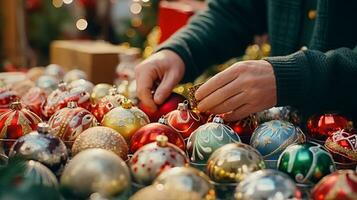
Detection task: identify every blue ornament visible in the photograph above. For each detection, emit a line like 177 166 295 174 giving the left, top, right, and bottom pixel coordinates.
250 120 305 168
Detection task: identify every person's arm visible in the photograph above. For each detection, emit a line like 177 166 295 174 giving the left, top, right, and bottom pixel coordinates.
158 0 267 82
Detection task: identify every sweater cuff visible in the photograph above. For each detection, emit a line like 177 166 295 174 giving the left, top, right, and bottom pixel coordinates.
264 51 310 107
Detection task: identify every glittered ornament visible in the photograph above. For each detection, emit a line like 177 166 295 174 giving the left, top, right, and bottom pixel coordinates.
187 116 241 166
9 123 68 172
41 82 69 119
228 114 258 144
250 120 306 168
0 88 19 110
68 79 94 93
277 142 336 186
307 113 352 143
129 117 185 153
139 93 186 122
129 135 189 185
165 101 204 139
72 126 128 160
91 83 112 104
256 106 301 126
21 87 47 119
0 102 42 154
27 67 45 82
63 69 88 83
48 102 98 147
130 184 202 200
61 148 131 199
154 167 216 200
45 64 65 79
91 86 125 122
235 169 300 200
24 160 59 188
206 143 266 183
311 170 357 200
36 75 59 94
325 130 357 169
187 83 203 110
102 98 149 141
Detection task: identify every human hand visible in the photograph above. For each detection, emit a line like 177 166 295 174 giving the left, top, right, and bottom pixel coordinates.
195 60 277 121
135 50 185 112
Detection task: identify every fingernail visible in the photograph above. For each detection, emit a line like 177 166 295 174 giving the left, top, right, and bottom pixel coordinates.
154 93 163 104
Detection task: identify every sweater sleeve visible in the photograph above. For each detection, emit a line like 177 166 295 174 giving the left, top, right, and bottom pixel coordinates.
265 46 357 114
157 0 267 82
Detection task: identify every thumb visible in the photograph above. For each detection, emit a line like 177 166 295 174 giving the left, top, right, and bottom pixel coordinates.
154 72 179 105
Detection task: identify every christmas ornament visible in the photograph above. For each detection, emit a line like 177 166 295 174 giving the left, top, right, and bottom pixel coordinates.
256 106 301 126
91 86 125 122
206 143 266 183
154 167 216 200
307 113 352 143
24 160 58 188
139 93 186 122
45 64 65 79
48 102 98 147
324 130 357 169
36 75 59 94
27 67 45 82
129 117 185 153
0 153 8 166
277 142 336 186
228 114 258 143
0 88 19 110
187 116 241 167
10 79 35 97
60 87 92 112
187 83 203 110
68 79 94 93
63 69 88 83
9 123 68 172
41 82 69 119
72 126 128 160
250 120 306 168
0 102 42 154
21 87 47 119
60 148 131 199
130 184 201 200
129 135 188 185
234 169 300 200
311 170 357 200
102 98 149 141
91 83 112 104
165 101 204 139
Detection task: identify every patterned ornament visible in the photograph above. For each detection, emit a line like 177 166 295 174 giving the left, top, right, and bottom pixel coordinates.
60 87 92 111
91 83 112 104
228 114 258 144
23 160 59 188
61 148 131 199
102 98 149 141
0 87 19 111
256 106 301 126
139 93 186 122
187 116 241 166
311 170 357 200
0 102 42 154
235 169 300 200
63 69 88 83
325 130 357 168
277 142 336 186
129 117 185 153
45 64 65 79
307 113 352 143
36 75 59 94
206 143 266 183
9 123 68 172
129 135 189 185
41 82 69 119
68 79 94 93
48 102 98 147
91 86 125 122
72 126 128 160
130 184 202 200
21 87 47 119
154 167 216 200
165 101 204 139
250 120 306 168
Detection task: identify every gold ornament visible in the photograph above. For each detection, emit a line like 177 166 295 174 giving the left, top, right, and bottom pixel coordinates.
72 126 129 160
91 83 112 104
102 98 149 141
130 184 202 200
60 148 131 199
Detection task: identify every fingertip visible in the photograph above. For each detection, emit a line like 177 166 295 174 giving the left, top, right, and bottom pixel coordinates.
153 93 164 105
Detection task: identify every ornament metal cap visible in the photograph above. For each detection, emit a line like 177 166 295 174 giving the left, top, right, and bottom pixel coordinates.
37 122 50 134
212 115 224 124
109 85 118 95
10 101 22 110
156 135 168 147
58 81 67 91
158 116 168 125
120 98 133 109
177 100 189 111
67 101 78 108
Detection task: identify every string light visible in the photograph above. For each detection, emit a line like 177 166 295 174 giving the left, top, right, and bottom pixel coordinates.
76 19 88 31
130 3 142 14
52 0 63 8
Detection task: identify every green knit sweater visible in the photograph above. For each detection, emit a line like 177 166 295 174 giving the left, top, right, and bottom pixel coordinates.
158 0 357 121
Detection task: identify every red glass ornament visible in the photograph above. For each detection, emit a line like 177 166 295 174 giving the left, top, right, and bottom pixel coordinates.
41 83 69 119
48 102 98 147
0 88 19 111
21 87 47 119
0 102 42 154
139 93 186 122
57 87 92 112
311 170 357 200
165 101 204 139
307 113 352 143
129 117 185 153
228 115 258 144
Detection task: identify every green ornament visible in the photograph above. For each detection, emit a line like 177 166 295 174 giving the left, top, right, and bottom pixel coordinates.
277 142 336 185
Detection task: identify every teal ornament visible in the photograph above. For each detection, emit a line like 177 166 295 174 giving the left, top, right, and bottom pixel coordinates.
277 142 336 186
187 116 241 166
250 120 306 168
